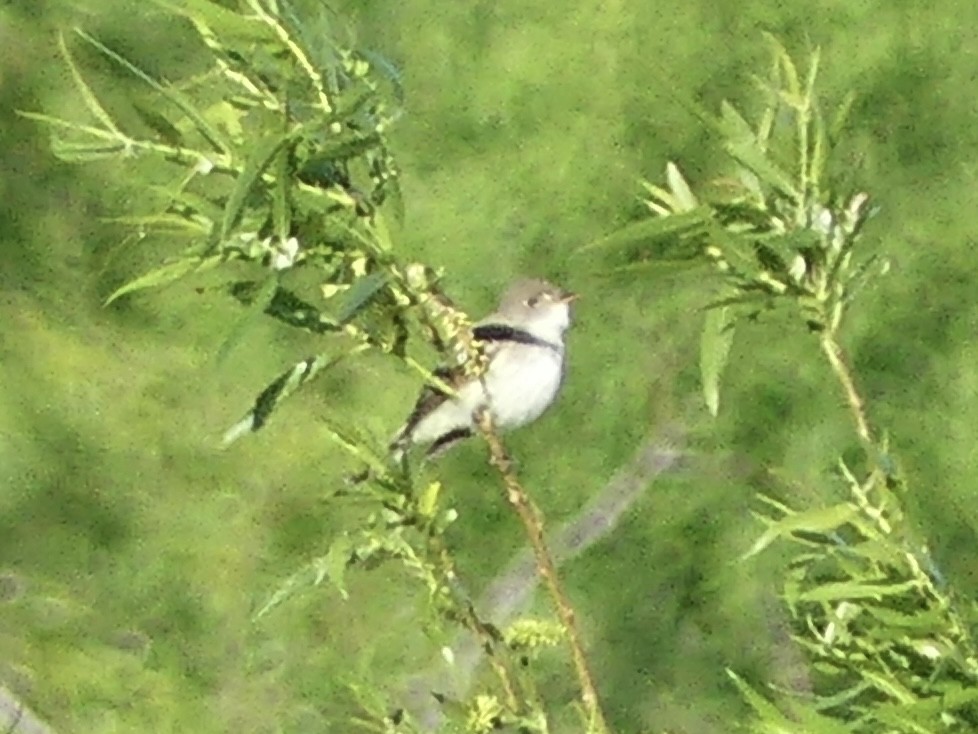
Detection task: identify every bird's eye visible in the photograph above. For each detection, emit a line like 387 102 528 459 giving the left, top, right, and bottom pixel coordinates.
525 296 539 307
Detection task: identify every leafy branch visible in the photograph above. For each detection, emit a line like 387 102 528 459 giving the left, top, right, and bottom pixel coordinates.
28 2 608 731
589 37 978 732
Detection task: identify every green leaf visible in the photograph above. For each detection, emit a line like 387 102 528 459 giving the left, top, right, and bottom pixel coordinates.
321 534 354 601
742 502 857 559
222 354 332 445
220 131 297 242
700 305 735 417
576 208 711 254
152 0 274 44
271 144 291 242
105 255 222 304
724 137 801 203
717 102 801 202
418 481 443 520
253 537 352 620
665 162 698 211
798 578 920 603
718 100 756 144
74 28 230 155
726 670 796 732
215 274 279 365
132 102 184 147
50 138 128 162
103 213 210 234
58 31 123 138
335 272 388 324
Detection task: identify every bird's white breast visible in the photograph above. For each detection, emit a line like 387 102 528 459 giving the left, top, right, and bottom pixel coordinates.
482 343 564 428
406 343 565 446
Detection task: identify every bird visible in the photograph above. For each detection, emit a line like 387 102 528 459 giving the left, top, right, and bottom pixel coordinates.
389 278 577 465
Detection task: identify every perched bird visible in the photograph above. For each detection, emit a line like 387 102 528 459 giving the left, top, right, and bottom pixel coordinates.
390 278 577 463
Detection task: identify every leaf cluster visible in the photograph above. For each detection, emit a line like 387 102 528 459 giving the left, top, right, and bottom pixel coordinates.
27 2 594 731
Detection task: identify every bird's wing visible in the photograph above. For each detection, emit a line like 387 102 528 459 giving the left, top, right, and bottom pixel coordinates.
391 364 467 449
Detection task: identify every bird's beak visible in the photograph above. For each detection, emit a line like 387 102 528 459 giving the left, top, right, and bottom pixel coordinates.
560 291 579 304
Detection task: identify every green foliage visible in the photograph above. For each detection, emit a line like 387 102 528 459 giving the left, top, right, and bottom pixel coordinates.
25 2 606 731
13 1 978 732
594 38 978 734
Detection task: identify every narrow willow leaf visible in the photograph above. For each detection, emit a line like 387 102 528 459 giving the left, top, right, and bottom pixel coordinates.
762 33 801 100
253 540 351 620
215 274 279 365
321 534 354 601
220 131 297 241
50 138 127 162
700 305 734 417
271 145 291 242
640 180 678 214
830 90 857 141
105 255 222 304
742 503 857 559
726 670 797 731
798 578 920 603
725 138 801 202
74 29 229 155
718 101 756 144
153 0 274 43
104 213 210 234
132 102 184 147
859 669 917 704
576 208 711 254
335 271 388 324
665 162 698 211
58 31 122 137
222 353 341 445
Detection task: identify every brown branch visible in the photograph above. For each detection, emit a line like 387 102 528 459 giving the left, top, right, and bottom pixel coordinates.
476 411 610 734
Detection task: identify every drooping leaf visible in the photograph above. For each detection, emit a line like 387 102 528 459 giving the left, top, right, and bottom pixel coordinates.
58 31 123 138
222 352 352 445
215 273 280 365
700 305 735 417
105 254 223 304
74 28 230 155
220 131 298 242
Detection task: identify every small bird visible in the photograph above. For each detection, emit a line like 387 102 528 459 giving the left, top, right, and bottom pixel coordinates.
390 278 577 464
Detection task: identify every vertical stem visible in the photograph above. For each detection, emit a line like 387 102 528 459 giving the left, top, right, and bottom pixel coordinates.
820 333 873 445
477 412 611 734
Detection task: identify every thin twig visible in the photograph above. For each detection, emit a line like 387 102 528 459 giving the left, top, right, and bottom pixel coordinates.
429 538 524 713
820 333 873 445
476 411 611 734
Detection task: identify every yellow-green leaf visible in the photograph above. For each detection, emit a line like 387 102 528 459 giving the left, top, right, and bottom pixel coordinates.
700 305 734 417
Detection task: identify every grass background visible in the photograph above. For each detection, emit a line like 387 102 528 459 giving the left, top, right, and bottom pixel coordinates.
2 0 978 731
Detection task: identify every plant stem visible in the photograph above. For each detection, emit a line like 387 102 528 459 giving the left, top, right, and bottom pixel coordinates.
477 412 611 734
430 538 524 713
820 333 873 445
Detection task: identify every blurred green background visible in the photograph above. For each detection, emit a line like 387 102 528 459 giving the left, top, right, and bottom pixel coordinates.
3 0 978 731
